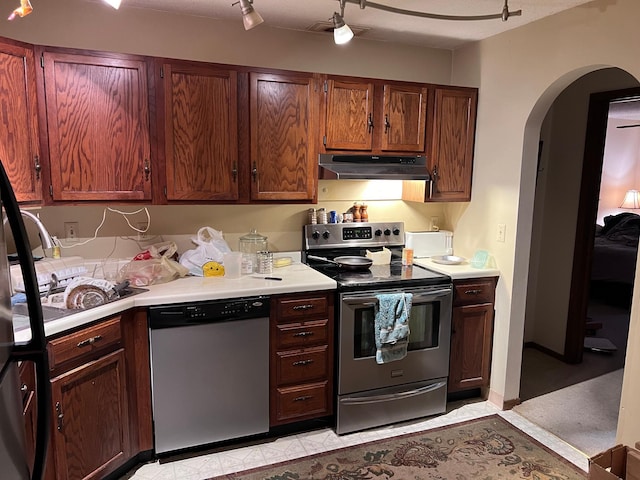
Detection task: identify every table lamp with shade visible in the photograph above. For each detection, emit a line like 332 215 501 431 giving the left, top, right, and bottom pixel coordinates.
620 189 640 209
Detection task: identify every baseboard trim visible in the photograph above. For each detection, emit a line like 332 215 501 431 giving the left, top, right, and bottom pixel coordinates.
487 389 521 410
524 341 565 361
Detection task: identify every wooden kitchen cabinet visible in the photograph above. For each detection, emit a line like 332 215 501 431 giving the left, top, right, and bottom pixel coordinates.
158 60 239 201
270 291 334 426
19 361 37 476
40 48 152 202
249 72 318 202
0 38 43 203
403 86 477 202
41 310 152 480
448 277 497 394
322 77 428 154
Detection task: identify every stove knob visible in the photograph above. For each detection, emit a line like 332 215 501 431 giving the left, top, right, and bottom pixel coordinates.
375 229 382 237
393 227 400 236
322 230 330 240
312 231 320 240
384 229 391 236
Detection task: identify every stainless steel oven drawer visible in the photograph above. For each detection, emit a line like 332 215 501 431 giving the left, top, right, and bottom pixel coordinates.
336 378 447 435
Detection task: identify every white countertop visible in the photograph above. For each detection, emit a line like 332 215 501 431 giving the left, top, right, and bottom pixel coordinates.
14 262 336 342
414 258 500 280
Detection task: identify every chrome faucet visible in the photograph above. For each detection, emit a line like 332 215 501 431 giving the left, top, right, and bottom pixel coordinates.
3 210 55 251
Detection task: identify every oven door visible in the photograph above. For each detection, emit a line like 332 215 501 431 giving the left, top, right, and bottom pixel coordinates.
338 285 452 395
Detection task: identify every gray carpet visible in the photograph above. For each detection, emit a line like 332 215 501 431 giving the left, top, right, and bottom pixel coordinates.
513 369 622 457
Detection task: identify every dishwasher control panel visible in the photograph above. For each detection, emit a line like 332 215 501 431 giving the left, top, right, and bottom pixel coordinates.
149 296 270 329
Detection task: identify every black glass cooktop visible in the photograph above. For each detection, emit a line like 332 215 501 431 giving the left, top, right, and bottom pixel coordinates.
304 248 450 291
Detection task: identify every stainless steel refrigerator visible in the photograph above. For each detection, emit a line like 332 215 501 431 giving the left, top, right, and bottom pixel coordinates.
0 159 51 480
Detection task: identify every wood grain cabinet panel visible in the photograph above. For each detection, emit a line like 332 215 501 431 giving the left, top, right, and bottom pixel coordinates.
50 348 130 480
42 50 151 202
249 72 317 201
381 84 427 152
161 61 239 201
429 87 477 202
448 277 496 394
0 39 42 203
323 79 374 151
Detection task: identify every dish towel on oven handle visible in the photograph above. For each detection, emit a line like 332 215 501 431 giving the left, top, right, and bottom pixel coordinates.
374 292 413 364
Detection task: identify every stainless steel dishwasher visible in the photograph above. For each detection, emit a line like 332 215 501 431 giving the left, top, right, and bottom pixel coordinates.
149 296 270 455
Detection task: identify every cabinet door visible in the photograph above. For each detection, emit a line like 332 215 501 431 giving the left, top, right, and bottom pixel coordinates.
448 303 493 393
381 84 427 152
323 79 374 151
162 62 239 201
43 51 151 201
0 40 42 203
250 72 317 201
429 87 477 202
50 349 130 480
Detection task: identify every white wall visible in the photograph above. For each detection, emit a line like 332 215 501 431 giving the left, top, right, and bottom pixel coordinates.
449 0 640 445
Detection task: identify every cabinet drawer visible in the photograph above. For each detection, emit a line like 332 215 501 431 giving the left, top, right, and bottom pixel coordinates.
274 382 329 422
276 346 328 385
453 278 496 306
275 294 329 322
276 320 329 349
48 316 122 370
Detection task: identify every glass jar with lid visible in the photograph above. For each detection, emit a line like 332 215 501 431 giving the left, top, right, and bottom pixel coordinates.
239 228 268 273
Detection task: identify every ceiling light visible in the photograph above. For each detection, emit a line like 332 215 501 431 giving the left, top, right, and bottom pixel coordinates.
103 0 122 9
237 0 264 30
332 12 353 44
7 0 33 20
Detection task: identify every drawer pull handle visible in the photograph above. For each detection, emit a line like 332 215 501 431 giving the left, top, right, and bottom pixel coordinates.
464 289 482 295
56 402 64 431
293 395 313 402
292 359 314 367
292 304 314 311
77 335 103 348
293 331 314 337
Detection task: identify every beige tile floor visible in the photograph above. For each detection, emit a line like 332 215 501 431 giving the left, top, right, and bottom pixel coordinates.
121 401 590 480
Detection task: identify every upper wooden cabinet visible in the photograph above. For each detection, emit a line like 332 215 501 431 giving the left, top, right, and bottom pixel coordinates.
403 86 478 203
159 61 239 202
249 72 317 202
0 39 42 203
322 77 428 154
41 49 152 202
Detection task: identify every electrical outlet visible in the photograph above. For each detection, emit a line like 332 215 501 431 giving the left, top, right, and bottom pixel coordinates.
136 222 149 241
64 222 79 240
497 223 506 243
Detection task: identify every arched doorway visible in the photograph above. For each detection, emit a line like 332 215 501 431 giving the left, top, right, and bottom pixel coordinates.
516 67 640 455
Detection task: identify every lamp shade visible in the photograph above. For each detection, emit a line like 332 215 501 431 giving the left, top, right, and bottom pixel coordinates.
620 189 640 209
104 0 122 9
240 0 264 30
332 12 354 44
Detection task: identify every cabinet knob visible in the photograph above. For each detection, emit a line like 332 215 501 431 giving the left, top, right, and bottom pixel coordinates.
252 162 258 182
232 162 238 182
384 114 390 133
56 402 64 431
367 113 374 133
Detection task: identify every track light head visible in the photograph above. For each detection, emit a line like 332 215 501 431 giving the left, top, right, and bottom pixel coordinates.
332 11 354 44
238 0 264 30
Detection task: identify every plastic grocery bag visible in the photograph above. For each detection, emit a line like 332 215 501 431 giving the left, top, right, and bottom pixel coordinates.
118 241 189 286
179 227 232 276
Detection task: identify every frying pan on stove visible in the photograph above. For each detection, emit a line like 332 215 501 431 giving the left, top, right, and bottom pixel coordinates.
307 254 373 271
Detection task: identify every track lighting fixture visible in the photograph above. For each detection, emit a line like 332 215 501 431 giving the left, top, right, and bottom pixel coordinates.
236 0 264 30
332 1 354 45
7 0 32 20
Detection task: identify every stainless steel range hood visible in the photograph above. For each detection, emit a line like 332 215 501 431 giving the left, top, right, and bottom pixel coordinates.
318 154 431 180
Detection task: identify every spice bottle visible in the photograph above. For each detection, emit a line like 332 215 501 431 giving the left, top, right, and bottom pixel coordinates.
360 203 368 222
352 202 361 222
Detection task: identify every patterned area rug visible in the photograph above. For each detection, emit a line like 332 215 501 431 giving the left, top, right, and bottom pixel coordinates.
211 415 587 480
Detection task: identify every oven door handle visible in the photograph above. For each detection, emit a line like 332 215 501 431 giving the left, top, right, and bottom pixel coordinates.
340 381 447 405
343 289 452 305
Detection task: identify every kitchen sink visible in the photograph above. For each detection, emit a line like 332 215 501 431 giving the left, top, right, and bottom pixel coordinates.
12 286 148 331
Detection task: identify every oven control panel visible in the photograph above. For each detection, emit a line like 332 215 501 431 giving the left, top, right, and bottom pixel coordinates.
303 222 405 249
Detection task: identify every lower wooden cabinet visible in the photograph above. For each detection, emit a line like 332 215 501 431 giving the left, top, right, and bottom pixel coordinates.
18 361 37 476
50 349 130 480
22 309 153 480
448 277 497 394
270 291 334 426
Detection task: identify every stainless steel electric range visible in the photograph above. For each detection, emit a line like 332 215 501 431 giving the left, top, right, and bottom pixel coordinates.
303 222 453 435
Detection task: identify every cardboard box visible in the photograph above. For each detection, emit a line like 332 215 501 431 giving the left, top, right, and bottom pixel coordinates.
589 443 640 480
